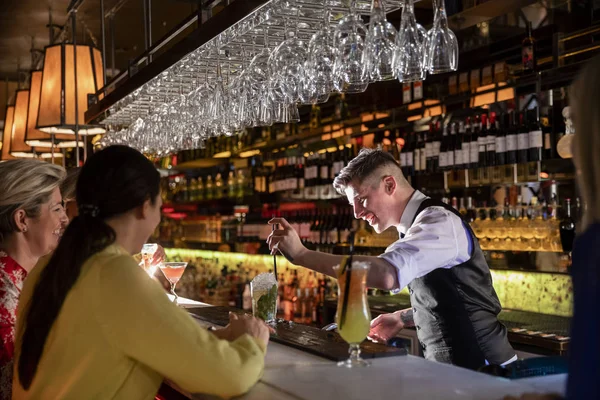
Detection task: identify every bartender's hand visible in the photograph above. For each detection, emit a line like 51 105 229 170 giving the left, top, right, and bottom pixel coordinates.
212 312 272 349
267 218 306 263
368 308 412 343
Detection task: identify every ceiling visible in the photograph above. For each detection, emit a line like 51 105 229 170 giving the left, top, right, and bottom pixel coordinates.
0 0 199 82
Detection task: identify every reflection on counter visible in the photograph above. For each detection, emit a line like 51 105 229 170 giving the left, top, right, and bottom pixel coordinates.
164 248 573 318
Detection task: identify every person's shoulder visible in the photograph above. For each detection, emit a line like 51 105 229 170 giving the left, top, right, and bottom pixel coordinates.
414 205 457 225
95 245 140 273
573 223 600 262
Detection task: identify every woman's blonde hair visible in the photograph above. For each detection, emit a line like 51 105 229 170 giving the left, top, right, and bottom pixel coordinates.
570 54 600 231
0 159 65 242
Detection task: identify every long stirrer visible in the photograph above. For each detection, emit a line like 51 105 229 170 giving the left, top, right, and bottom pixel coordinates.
339 231 356 329
272 214 278 279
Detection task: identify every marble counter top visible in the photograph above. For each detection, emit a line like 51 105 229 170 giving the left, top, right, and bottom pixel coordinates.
166 298 567 400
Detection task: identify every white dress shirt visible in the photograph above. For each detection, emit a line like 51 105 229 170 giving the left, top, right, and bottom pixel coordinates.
379 190 472 293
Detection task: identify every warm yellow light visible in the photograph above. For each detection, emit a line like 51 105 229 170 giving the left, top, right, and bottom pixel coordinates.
407 115 423 122
1 106 15 160
39 151 64 159
472 82 515 107
213 151 231 158
10 90 35 158
408 102 423 111
239 149 261 158
25 70 75 147
37 43 106 135
425 106 443 117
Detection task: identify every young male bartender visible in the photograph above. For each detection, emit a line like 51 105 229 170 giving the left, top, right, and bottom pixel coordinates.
267 148 516 370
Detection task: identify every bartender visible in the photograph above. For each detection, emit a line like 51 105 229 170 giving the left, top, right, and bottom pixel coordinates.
267 148 516 370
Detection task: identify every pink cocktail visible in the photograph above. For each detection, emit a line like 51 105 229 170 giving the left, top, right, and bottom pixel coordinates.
159 262 188 304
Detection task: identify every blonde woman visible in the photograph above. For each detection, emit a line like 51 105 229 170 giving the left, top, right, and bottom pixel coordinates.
0 160 67 400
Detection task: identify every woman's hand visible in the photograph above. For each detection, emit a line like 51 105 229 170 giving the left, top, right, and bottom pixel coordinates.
212 312 274 349
152 245 166 266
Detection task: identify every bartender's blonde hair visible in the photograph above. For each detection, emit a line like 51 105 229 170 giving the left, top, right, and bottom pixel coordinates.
570 54 600 231
0 159 65 242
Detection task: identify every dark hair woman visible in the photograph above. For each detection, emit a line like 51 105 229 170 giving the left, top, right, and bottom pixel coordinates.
13 146 270 399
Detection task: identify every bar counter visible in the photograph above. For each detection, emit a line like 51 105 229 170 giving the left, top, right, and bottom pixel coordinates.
165 297 567 400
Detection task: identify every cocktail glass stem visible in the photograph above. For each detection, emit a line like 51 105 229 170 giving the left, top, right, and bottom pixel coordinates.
338 343 370 368
170 283 178 304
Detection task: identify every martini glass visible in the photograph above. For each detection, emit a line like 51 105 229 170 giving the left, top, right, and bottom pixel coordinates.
159 262 188 304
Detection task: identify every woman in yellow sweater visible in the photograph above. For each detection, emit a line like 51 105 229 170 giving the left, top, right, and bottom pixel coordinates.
12 145 270 399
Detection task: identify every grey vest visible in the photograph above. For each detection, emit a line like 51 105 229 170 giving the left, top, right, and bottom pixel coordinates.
407 199 515 370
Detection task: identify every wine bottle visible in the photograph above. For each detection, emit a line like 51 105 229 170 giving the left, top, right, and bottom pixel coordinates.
528 109 543 162
486 112 497 167
495 113 508 165
559 198 576 253
522 21 536 73
517 112 529 164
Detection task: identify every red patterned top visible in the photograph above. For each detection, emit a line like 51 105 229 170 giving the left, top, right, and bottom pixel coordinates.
0 251 27 400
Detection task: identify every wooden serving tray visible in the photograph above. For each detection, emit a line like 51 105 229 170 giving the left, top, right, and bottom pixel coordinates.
187 306 407 362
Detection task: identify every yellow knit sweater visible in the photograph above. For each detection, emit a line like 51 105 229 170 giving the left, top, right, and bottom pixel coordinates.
12 244 265 399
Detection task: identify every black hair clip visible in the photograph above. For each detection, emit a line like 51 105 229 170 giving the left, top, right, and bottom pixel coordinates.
78 204 100 217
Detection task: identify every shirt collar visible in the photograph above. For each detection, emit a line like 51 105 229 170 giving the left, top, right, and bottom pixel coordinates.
398 190 429 235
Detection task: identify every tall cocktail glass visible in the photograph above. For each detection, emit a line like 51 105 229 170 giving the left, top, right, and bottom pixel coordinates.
335 261 371 367
250 272 278 324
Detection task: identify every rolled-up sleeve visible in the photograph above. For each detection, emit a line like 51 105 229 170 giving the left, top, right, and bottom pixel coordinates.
379 207 470 293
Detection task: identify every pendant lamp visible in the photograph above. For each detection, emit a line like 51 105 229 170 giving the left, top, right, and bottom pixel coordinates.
37 43 105 135
1 106 15 160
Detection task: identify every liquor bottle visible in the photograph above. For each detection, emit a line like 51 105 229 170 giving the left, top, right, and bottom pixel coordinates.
522 21 536 74
447 122 456 170
309 104 322 129
495 113 507 165
456 121 465 169
486 112 497 167
559 198 576 253
466 197 477 223
197 177 205 201
432 121 441 172
425 127 433 174
205 175 214 200
478 114 488 168
542 114 554 159
296 156 305 195
528 109 543 162
506 112 518 164
414 131 423 174
459 197 467 217
227 171 236 199
517 112 529 164
319 152 332 199
469 116 480 169
439 124 449 171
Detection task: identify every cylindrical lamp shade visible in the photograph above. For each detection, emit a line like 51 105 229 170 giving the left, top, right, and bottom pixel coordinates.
25 71 75 147
1 106 15 160
10 90 35 158
37 43 105 136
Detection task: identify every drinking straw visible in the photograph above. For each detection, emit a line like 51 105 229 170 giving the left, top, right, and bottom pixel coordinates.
339 231 356 329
